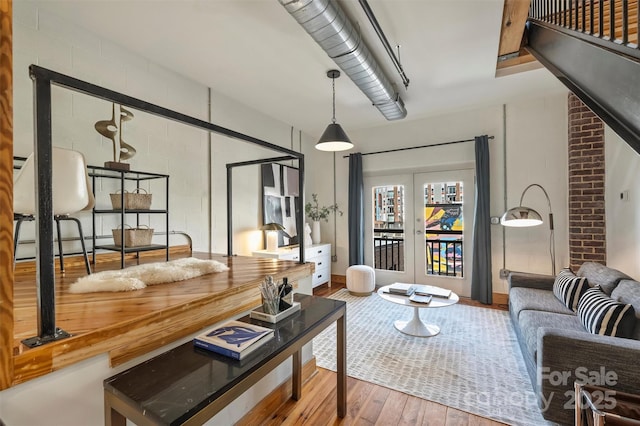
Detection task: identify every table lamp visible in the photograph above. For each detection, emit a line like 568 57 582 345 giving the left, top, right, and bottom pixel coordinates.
260 223 287 251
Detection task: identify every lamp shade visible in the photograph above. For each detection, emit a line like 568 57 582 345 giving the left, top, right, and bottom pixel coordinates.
500 206 543 227
316 123 353 151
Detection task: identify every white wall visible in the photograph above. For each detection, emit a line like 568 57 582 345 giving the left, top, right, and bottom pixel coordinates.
13 1 211 254
12 2 311 259
605 126 640 279
303 93 570 293
208 90 313 256
503 95 569 276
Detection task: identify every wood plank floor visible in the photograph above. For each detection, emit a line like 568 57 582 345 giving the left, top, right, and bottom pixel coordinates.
237 282 508 426
242 369 506 426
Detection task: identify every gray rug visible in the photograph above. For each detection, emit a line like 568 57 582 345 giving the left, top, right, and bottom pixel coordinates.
313 289 552 425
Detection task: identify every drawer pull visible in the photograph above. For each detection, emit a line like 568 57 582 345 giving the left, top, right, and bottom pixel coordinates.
318 262 322 266
317 250 323 253
317 274 322 279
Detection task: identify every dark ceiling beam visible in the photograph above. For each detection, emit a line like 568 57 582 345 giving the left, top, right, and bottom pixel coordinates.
527 21 640 155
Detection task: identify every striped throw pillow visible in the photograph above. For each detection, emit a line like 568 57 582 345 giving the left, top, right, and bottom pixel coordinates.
577 286 636 337
553 268 589 311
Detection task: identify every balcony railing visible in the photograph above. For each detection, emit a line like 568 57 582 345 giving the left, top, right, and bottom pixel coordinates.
529 0 640 59
373 229 404 271
373 228 463 277
427 239 463 277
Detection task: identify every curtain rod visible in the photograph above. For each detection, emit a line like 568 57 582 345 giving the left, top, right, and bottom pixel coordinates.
342 135 495 158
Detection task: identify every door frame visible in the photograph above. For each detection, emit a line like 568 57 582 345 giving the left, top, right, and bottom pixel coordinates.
413 168 475 297
363 163 475 291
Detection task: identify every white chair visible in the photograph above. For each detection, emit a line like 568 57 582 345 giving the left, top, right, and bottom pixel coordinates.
13 147 94 274
346 265 376 296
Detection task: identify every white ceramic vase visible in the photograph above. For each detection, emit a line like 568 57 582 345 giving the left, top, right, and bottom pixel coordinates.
304 223 313 246
312 220 321 244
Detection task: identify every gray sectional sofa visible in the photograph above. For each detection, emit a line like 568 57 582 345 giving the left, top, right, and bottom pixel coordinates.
508 262 640 425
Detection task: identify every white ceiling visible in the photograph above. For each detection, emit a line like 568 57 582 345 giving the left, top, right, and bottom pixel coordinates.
33 0 566 138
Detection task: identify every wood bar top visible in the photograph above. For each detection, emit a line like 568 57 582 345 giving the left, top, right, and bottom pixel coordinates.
11 252 314 386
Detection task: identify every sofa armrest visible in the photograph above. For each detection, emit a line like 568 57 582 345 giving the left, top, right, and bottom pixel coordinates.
508 271 556 291
537 328 640 424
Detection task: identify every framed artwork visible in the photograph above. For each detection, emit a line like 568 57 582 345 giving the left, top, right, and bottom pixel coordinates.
261 163 300 246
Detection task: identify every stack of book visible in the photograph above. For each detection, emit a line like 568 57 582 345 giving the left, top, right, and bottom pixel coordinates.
387 283 416 296
193 320 274 360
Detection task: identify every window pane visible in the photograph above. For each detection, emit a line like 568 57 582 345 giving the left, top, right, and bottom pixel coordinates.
423 182 463 277
372 185 405 271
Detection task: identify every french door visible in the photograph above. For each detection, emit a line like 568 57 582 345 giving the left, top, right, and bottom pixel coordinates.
364 169 474 297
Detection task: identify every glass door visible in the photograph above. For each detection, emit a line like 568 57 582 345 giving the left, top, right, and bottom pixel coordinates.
413 169 474 297
364 174 414 286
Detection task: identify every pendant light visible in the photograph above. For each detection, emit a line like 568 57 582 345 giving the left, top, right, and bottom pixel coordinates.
316 70 354 151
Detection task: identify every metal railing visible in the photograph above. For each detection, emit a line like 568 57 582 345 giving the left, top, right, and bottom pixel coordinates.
426 239 463 277
372 228 463 277
529 0 640 58
373 228 404 271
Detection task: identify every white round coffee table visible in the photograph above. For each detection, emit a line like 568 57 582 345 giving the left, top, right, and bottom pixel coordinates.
377 284 459 337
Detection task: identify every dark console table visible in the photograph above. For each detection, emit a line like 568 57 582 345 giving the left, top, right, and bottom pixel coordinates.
104 294 346 425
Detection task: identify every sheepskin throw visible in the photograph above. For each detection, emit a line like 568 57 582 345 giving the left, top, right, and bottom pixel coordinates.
69 257 230 293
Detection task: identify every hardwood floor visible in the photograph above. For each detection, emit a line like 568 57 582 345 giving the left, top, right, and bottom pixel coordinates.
238 281 507 426
242 368 506 426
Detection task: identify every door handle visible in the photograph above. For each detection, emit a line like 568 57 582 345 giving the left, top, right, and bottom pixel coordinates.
415 230 423 235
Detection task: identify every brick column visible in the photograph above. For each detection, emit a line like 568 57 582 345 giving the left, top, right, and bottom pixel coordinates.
568 93 606 270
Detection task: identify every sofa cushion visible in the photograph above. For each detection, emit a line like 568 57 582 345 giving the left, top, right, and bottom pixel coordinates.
610 279 640 340
509 287 574 320
577 287 636 338
553 268 589 311
577 262 630 295
518 310 585 362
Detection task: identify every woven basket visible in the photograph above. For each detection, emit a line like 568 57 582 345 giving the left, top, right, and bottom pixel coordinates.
110 188 152 210
112 225 154 247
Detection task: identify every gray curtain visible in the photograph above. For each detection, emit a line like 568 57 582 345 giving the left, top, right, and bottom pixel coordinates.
471 135 493 304
348 153 364 266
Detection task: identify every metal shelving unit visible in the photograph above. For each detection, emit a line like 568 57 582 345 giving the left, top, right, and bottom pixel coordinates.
89 165 169 269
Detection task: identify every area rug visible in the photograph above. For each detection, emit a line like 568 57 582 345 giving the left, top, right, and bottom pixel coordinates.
69 257 229 293
313 289 552 425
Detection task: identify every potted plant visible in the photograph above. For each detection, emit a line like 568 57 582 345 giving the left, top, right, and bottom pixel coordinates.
305 193 342 244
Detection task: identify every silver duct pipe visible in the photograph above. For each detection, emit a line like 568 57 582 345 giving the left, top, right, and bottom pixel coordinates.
279 0 407 121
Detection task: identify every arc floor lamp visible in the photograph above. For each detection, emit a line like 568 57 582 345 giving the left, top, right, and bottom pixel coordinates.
501 183 556 275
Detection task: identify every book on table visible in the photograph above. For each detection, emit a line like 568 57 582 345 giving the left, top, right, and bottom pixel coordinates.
414 285 452 299
193 320 274 360
387 283 416 296
409 294 432 304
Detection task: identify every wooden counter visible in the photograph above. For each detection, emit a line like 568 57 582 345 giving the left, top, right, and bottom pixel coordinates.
10 251 314 387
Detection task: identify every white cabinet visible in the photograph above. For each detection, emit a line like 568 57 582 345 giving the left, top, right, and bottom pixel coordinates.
252 243 331 288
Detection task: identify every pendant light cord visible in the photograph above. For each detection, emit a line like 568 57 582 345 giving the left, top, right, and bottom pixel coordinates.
332 75 336 124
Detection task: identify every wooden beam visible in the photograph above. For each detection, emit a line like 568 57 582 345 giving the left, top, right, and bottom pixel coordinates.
0 0 13 391
498 0 532 56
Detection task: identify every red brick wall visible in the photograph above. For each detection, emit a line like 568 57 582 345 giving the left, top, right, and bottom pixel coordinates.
568 93 606 270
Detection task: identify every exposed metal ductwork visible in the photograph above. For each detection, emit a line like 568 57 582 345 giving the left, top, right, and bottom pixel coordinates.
279 0 407 121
